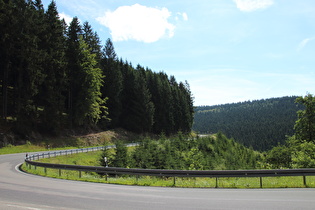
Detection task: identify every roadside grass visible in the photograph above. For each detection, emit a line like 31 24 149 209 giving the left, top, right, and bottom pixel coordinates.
21 151 315 188
0 129 141 155
0 143 82 155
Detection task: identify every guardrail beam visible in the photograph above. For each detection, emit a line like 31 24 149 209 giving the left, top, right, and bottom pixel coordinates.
24 146 315 188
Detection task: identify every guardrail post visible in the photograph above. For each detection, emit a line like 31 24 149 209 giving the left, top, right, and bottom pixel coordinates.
215 177 218 188
44 167 47 174
59 169 61 177
173 177 176 186
79 171 82 178
303 176 306 186
260 177 263 188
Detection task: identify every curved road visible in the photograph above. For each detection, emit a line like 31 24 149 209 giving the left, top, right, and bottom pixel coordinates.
1 153 315 210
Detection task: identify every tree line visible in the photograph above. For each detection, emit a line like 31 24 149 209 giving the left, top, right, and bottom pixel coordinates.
100 132 260 170
193 96 303 151
265 94 315 169
0 0 194 140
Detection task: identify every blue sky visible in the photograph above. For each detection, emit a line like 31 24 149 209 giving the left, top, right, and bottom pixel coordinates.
42 0 315 106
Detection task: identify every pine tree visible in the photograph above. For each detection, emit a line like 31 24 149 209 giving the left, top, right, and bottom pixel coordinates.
38 0 67 133
134 66 155 133
12 0 46 134
82 21 102 64
66 17 82 126
112 141 128 167
0 0 16 120
76 37 106 125
100 38 123 128
178 81 194 133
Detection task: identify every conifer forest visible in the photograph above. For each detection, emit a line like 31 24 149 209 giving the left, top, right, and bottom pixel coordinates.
0 0 194 138
193 96 303 151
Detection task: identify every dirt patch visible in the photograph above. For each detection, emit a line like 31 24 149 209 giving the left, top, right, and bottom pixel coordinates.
76 128 140 146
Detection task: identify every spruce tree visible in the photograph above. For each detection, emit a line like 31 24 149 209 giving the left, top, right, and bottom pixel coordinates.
76 37 106 125
66 17 82 126
12 0 46 135
82 21 102 64
100 38 123 128
0 0 15 120
39 0 67 133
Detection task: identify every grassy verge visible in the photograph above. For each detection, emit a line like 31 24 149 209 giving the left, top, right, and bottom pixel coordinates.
21 151 315 188
0 143 83 155
0 129 143 155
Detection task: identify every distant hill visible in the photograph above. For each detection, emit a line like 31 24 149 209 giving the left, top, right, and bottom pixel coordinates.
193 96 303 151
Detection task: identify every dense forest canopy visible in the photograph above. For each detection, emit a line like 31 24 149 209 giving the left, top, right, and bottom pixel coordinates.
193 96 303 151
0 0 194 144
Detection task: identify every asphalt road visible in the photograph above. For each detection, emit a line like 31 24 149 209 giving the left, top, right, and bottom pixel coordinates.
1 153 315 210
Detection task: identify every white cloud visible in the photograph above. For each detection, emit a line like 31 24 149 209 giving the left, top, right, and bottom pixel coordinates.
96 4 175 43
59 12 73 25
233 0 274 12
182 12 188 21
175 12 188 21
297 37 315 52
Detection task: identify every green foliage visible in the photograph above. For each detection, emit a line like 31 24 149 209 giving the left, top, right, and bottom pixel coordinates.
112 141 128 168
99 145 114 167
193 96 303 151
75 37 106 125
265 144 292 169
265 95 315 169
291 141 315 168
108 133 260 170
294 93 315 143
265 136 315 169
100 38 122 128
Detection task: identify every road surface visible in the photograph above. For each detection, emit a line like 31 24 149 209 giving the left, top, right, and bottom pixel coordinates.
1 152 315 209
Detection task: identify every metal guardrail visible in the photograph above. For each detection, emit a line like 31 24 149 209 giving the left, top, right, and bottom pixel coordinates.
25 146 109 161
24 146 315 187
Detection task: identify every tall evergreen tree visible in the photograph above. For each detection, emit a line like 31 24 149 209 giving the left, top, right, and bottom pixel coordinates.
100 38 122 128
82 21 102 64
39 0 67 133
12 0 46 134
66 17 107 127
134 66 155 133
66 17 82 126
76 37 106 125
0 0 16 120
179 81 194 133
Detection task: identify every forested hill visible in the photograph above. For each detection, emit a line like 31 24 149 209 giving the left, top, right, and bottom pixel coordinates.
193 96 303 151
0 0 194 143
